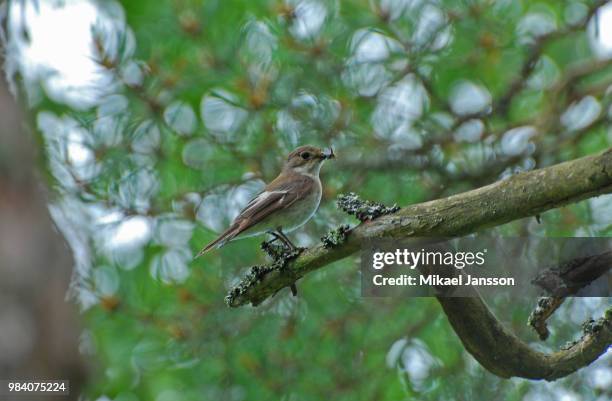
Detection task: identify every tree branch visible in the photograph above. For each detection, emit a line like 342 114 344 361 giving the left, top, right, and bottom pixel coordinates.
532 251 612 298
227 149 612 380
227 149 612 307
439 298 611 380
528 296 566 341
528 250 612 340
496 0 609 116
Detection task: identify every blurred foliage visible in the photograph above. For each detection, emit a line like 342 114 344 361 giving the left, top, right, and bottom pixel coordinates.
5 0 612 400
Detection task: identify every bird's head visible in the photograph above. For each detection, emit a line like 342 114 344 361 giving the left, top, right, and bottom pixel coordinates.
283 145 335 176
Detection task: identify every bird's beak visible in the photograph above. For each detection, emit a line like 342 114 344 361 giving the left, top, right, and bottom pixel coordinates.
322 147 335 160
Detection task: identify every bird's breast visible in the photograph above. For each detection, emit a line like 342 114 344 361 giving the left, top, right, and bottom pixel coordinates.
288 179 322 222
272 177 322 233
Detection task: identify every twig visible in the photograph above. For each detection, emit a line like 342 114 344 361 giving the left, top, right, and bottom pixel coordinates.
528 297 566 341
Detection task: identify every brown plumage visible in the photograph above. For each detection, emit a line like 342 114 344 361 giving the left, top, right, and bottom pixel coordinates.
196 145 334 257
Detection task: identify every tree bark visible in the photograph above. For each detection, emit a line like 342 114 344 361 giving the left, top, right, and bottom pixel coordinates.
438 298 611 380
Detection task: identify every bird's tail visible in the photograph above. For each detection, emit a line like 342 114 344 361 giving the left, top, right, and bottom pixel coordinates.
195 224 241 259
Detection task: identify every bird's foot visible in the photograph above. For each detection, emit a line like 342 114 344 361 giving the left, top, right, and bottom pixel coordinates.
270 245 304 270
260 239 286 260
277 246 304 267
260 238 305 261
263 230 305 263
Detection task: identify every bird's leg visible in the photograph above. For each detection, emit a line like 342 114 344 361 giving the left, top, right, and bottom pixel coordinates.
264 230 281 244
262 229 299 257
274 227 307 256
274 227 298 251
261 231 286 259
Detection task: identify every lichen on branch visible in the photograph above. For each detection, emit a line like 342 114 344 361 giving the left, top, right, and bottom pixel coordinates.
226 244 302 307
528 297 565 341
321 224 351 249
337 192 400 222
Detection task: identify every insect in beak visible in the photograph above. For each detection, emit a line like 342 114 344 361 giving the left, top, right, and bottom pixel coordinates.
322 147 335 160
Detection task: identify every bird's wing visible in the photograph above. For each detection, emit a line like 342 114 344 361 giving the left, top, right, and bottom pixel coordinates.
195 174 313 257
235 174 313 224
236 190 292 221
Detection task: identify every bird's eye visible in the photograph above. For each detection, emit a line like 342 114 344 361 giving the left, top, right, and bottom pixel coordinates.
301 152 311 160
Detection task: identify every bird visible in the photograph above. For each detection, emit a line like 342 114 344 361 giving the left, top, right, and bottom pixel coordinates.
196 145 335 258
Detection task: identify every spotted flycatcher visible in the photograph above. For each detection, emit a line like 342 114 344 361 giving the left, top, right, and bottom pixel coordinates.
196 145 335 257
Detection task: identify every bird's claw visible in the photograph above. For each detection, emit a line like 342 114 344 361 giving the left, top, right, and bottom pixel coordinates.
260 239 286 259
